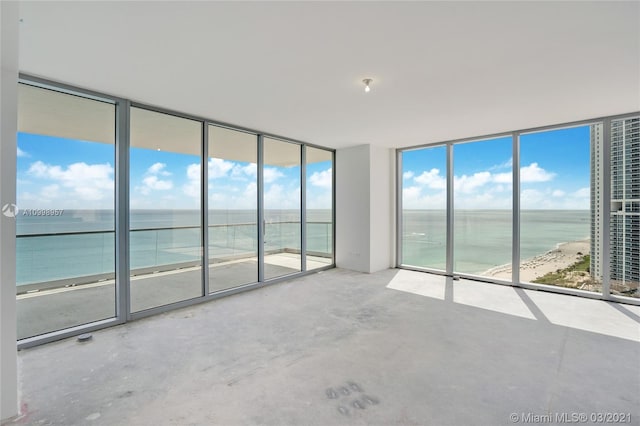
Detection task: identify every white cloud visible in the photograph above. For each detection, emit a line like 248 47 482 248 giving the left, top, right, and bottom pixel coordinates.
492 172 511 184
521 187 589 209
455 191 511 210
571 187 590 198
229 163 282 183
307 191 332 209
187 163 200 181
135 163 174 195
521 189 544 205
403 186 421 199
27 160 114 201
147 162 171 176
244 182 257 199
402 185 446 209
490 158 513 170
142 175 173 191
414 168 446 189
183 163 201 198
265 183 300 209
209 158 234 179
264 167 284 183
404 161 558 209
17 147 30 158
403 171 415 180
451 162 554 186
209 181 258 209
454 171 492 193
493 184 508 193
231 163 255 179
183 159 238 199
40 184 60 199
520 162 555 182
309 168 332 189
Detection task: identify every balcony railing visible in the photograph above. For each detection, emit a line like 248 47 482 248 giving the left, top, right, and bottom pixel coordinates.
16 221 333 294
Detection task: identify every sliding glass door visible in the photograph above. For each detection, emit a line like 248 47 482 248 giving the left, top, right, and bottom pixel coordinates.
16 83 117 339
306 147 334 270
16 77 336 345
208 125 259 292
263 138 302 279
129 107 203 312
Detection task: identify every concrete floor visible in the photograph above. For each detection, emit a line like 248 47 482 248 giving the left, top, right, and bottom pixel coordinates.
5 268 640 426
17 254 330 339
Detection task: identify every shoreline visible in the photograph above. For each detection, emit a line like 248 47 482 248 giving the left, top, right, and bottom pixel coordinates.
483 239 590 283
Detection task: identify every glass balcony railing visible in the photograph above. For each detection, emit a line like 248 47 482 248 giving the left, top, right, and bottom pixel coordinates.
16 221 333 294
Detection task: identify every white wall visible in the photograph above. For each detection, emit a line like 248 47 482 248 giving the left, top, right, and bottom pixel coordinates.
0 0 19 421
336 144 394 273
369 144 395 272
336 145 371 272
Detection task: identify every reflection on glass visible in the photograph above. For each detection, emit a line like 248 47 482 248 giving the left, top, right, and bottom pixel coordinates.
129 107 203 312
16 83 116 339
306 147 333 270
263 138 301 279
401 146 447 270
609 118 639 298
453 137 512 279
520 125 599 293
208 125 258 292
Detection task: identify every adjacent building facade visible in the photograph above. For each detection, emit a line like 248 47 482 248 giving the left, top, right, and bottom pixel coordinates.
592 117 640 296
610 117 640 295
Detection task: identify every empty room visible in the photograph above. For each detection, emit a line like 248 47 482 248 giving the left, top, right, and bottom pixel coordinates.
1 1 639 425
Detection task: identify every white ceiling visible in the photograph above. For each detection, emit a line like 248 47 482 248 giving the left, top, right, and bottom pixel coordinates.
18 83 329 166
17 1 640 150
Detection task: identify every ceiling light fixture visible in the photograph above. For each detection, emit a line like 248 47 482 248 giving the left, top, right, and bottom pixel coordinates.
362 78 373 93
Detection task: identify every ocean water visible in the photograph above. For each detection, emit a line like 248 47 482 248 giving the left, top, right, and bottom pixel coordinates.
402 210 590 274
17 209 589 285
16 209 333 286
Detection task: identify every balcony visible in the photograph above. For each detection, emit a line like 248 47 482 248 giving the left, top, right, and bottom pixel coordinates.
16 221 333 340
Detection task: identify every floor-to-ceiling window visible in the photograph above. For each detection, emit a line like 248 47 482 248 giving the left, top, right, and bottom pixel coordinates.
129 107 203 312
398 115 639 303
208 125 259 292
16 83 117 339
305 147 334 270
263 138 302 279
399 146 447 271
15 77 335 346
520 125 598 294
454 137 512 280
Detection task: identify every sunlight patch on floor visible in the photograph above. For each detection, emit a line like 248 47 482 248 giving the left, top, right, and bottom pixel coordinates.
387 269 640 342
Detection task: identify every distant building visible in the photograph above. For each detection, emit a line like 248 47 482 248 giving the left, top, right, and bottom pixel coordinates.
590 124 604 281
592 117 640 296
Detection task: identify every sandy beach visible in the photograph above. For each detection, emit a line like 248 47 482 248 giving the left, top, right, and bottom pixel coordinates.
485 239 590 283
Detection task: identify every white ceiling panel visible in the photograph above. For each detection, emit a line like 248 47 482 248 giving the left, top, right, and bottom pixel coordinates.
17 1 640 149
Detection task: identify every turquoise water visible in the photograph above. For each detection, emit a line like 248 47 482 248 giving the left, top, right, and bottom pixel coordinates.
402 210 590 273
16 209 332 286
17 209 589 285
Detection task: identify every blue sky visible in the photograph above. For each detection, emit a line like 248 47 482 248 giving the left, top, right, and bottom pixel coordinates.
402 125 591 209
16 133 332 210
17 126 590 211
